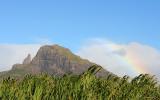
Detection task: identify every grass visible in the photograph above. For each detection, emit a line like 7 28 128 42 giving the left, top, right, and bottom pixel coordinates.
0 65 159 100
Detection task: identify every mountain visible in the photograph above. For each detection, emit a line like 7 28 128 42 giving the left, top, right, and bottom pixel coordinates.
0 45 112 78
23 54 31 64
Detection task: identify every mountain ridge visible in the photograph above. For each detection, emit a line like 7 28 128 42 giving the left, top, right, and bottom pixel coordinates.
0 44 112 78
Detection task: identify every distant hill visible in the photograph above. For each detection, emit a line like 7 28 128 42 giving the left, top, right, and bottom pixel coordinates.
0 45 112 79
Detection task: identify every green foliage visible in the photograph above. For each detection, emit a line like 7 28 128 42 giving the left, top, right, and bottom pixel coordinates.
0 65 159 100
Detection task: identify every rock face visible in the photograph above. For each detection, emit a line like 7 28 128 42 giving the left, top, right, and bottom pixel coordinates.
1 44 112 78
23 54 31 64
30 45 94 75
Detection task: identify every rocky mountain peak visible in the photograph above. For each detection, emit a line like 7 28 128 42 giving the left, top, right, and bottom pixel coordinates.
23 54 31 64
36 45 73 57
1 44 112 78
30 44 92 74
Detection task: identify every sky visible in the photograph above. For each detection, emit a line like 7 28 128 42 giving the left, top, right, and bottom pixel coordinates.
0 0 160 79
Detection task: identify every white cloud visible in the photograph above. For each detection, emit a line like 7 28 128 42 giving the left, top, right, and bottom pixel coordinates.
77 39 160 79
0 44 41 71
0 37 53 72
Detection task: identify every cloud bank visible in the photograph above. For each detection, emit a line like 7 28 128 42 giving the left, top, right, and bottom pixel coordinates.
0 44 41 71
0 39 160 80
77 39 160 79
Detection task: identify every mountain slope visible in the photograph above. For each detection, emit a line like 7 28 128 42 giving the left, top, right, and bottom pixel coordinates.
0 45 112 78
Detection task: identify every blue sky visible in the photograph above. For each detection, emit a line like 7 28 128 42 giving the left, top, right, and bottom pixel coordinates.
1 0 160 78
0 0 160 51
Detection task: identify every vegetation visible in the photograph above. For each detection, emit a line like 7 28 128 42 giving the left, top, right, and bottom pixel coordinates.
0 65 159 100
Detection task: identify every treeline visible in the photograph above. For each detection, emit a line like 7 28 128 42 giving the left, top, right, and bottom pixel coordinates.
0 65 160 100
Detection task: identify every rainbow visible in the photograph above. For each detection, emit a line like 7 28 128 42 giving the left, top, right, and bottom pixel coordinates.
124 52 148 74
108 44 148 76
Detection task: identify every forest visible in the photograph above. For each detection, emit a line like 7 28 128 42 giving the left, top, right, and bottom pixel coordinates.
0 65 160 100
